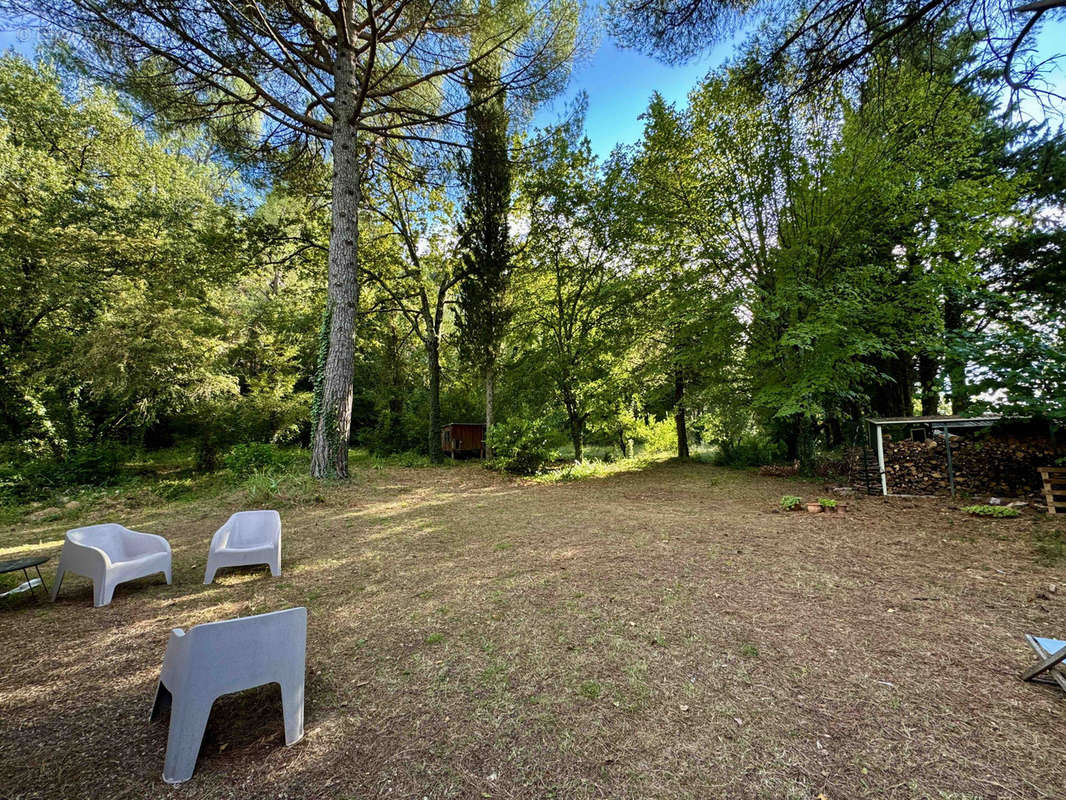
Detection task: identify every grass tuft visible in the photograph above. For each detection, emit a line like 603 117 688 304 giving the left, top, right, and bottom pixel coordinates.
1032 528 1066 566
578 680 602 700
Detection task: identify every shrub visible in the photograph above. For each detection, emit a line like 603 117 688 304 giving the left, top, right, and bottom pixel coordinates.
779 495 802 511
711 432 785 467
0 444 125 502
486 419 555 475
223 443 293 478
963 504 1020 518
60 445 125 486
634 417 678 455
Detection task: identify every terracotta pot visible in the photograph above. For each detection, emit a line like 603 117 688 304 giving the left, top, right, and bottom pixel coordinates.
835 502 847 514
806 502 822 513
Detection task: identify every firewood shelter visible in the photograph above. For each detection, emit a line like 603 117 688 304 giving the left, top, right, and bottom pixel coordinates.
865 414 1004 498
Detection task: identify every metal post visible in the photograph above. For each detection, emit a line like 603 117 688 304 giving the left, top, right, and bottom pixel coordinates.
875 423 888 496
943 424 955 498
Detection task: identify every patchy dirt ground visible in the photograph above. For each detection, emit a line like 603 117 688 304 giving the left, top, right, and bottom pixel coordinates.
1 460 1064 799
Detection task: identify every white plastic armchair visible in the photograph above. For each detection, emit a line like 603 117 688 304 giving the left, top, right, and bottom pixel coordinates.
203 510 281 584
52 523 172 607
149 607 307 784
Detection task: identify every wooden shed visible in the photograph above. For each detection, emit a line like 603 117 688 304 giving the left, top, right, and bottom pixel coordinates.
441 422 486 459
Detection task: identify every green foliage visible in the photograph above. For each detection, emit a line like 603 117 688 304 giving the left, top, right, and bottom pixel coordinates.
618 411 678 455
0 55 248 451
818 498 837 509
534 453 660 483
240 470 324 506
0 18 1062 493
0 444 125 502
486 418 556 475
578 680 602 700
779 495 802 511
710 432 784 468
510 108 639 461
963 505 1021 518
456 54 512 383
310 304 332 439
223 444 298 478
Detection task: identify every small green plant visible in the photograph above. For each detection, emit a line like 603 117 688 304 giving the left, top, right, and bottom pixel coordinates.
963 504 1020 518
818 497 837 509
424 633 445 645
578 680 602 700
740 643 759 658
779 495 802 511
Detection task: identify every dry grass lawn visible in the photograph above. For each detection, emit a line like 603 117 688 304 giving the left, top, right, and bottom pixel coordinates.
1 459 1064 799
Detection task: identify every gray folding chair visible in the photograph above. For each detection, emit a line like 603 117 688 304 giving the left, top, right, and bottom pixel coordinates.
1021 635 1066 692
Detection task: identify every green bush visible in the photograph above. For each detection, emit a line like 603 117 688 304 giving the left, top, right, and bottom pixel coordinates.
963 504 1020 518
60 445 125 485
633 417 678 455
487 419 555 475
223 443 293 478
711 432 785 467
0 444 125 502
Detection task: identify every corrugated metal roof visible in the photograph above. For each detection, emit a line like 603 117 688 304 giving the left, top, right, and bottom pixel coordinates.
865 414 1004 429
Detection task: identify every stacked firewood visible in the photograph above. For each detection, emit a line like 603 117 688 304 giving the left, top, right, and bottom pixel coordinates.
871 436 1063 497
759 463 799 477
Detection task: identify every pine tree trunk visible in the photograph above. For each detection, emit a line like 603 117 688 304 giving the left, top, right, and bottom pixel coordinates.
427 336 443 462
311 47 360 479
484 361 495 459
674 364 689 459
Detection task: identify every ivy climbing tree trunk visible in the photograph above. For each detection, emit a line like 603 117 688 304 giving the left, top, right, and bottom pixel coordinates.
311 47 360 479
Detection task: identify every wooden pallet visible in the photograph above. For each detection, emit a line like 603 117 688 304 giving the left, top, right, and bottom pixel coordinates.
1040 467 1066 515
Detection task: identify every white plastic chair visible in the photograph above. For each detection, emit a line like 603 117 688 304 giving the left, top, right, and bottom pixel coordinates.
149 607 307 784
52 523 172 607
203 510 281 584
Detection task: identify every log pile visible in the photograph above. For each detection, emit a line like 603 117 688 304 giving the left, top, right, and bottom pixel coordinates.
864 435 1063 498
759 463 799 477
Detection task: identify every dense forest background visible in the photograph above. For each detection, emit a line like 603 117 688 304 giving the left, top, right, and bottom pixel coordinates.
1 4 1064 503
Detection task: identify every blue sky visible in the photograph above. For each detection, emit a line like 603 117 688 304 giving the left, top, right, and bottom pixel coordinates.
548 16 1066 157
3 12 1065 159
533 38 733 157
